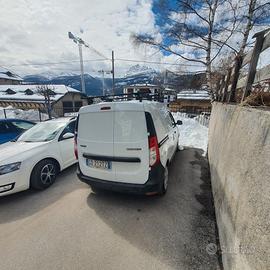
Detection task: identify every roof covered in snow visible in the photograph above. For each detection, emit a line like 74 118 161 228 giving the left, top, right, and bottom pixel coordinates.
124 84 161 88
0 84 81 103
0 67 23 81
177 90 210 100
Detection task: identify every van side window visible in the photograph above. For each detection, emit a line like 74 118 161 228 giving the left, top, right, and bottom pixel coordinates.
168 112 176 127
160 108 175 129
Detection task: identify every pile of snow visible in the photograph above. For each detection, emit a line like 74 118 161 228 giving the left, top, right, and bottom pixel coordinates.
0 106 48 122
172 112 209 154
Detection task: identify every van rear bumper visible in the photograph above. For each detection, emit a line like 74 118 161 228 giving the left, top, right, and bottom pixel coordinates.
77 163 165 195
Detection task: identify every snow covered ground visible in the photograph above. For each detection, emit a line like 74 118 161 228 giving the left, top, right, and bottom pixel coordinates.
172 112 209 154
0 106 48 121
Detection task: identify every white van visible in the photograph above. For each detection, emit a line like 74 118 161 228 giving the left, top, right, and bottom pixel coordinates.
76 101 182 195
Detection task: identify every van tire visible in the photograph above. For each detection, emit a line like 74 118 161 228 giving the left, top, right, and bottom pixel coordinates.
90 186 100 193
30 159 58 190
159 165 169 195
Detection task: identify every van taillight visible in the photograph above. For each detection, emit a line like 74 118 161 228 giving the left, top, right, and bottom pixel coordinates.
74 133 78 160
74 116 79 160
149 136 160 167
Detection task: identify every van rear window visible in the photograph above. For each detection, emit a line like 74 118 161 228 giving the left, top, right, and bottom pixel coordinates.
78 112 113 142
114 111 147 142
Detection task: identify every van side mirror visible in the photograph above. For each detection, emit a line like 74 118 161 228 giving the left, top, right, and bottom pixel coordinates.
176 120 183 125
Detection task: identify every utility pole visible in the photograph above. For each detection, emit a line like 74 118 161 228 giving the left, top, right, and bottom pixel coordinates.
164 69 168 88
98 70 105 96
112 50 115 95
78 43 86 94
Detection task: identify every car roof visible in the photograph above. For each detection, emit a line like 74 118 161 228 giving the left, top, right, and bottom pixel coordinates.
43 117 75 123
0 118 35 123
79 100 164 114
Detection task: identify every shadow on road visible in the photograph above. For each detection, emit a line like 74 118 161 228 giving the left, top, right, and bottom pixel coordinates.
0 164 85 224
86 149 221 270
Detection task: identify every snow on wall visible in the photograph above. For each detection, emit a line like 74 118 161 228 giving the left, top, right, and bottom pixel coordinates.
172 112 208 154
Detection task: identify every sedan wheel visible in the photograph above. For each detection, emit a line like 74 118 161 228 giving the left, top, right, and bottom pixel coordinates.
31 159 58 190
40 164 56 185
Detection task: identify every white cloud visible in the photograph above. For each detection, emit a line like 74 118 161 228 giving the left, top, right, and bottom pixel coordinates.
0 0 167 77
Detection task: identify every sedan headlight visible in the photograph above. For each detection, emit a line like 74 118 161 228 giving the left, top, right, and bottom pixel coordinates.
0 162 21 175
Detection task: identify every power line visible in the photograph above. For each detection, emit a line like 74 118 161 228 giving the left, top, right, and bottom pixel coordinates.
115 58 203 67
5 58 203 68
8 59 107 67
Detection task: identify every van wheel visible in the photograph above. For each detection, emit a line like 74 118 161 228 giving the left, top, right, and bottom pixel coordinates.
159 166 169 195
30 159 58 190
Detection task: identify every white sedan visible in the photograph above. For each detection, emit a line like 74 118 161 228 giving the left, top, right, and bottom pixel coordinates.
0 118 77 196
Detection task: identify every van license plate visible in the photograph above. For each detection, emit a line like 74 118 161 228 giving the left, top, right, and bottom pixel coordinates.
86 159 111 170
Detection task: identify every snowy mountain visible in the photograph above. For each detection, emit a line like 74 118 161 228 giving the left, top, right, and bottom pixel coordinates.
23 65 162 96
23 65 206 96
124 64 157 77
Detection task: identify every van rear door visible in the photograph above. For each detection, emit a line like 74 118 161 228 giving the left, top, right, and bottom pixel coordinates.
78 105 115 181
113 107 149 184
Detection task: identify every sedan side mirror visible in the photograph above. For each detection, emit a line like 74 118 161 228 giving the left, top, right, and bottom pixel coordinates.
176 120 183 125
62 132 74 140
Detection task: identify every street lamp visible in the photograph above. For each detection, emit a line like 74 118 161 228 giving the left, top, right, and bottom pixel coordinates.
68 32 89 94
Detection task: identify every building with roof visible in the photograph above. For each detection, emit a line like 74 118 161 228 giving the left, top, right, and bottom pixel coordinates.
169 89 211 114
0 84 88 116
163 87 177 104
123 84 162 96
0 67 23 85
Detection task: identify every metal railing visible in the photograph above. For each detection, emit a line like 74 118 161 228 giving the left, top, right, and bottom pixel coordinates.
86 92 167 104
0 107 48 122
0 106 82 122
173 111 210 127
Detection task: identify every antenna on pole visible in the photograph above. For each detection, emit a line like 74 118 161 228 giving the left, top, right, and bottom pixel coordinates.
68 31 87 94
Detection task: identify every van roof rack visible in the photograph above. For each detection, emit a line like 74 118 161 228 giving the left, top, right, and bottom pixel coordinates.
84 92 165 104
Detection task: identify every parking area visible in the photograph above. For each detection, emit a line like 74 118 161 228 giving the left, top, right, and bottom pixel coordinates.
0 149 221 270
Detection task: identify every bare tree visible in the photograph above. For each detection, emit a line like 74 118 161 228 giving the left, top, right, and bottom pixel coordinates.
36 85 55 119
228 0 270 102
132 0 237 99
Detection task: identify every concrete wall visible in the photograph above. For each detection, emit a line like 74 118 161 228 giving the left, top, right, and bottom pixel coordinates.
208 102 270 270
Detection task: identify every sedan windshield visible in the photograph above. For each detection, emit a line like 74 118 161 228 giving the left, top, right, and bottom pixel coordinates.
17 121 66 142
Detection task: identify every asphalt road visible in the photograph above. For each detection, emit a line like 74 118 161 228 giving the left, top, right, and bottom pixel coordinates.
0 149 221 270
